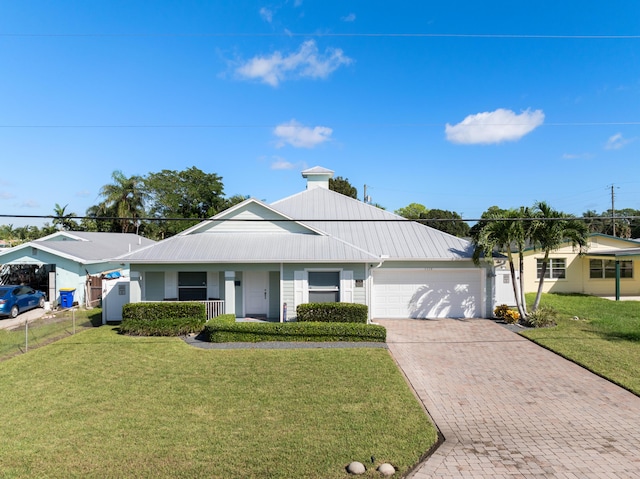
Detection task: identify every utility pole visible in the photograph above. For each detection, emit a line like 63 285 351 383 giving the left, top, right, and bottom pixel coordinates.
610 184 616 237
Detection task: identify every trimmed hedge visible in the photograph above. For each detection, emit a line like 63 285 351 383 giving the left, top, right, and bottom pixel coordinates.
296 303 368 324
120 302 207 336
203 321 386 343
122 302 206 321
211 314 236 325
119 317 206 336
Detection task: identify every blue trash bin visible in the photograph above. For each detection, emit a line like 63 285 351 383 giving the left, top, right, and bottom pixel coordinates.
60 288 76 308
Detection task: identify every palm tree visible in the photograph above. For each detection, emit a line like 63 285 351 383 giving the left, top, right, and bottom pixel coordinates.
52 203 78 231
472 208 529 319
530 201 588 311
99 170 147 233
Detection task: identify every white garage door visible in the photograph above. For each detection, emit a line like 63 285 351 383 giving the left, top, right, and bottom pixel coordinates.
372 269 483 319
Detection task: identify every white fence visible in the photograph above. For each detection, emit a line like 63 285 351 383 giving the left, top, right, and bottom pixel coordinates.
200 300 225 320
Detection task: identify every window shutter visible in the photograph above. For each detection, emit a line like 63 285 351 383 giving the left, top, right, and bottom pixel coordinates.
341 270 354 303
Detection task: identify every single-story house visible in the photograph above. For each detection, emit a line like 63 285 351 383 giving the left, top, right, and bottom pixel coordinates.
120 166 496 321
517 233 640 298
0 231 155 306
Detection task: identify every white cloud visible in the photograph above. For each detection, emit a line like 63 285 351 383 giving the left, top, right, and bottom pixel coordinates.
274 120 333 148
445 108 545 145
0 191 15 200
259 7 273 22
605 132 636 150
75 189 90 197
270 157 306 170
236 40 352 87
562 153 593 160
341 13 356 22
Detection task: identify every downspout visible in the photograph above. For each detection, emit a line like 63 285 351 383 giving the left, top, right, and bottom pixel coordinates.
368 255 388 324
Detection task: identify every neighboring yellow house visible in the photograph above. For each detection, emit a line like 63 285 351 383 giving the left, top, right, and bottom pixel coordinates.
519 234 640 297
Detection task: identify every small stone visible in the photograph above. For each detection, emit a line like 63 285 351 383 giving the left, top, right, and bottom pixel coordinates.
346 461 366 474
377 463 396 476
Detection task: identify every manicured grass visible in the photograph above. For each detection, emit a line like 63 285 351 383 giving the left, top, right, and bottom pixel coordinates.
0 326 437 478
521 293 640 394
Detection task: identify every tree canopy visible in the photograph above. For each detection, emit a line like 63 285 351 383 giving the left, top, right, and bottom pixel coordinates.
329 176 358 199
395 203 429 220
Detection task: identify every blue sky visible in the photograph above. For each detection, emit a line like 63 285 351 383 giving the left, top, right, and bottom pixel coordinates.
1 1 639 227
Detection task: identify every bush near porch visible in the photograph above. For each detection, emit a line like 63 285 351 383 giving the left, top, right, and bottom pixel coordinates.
120 302 207 336
297 303 368 323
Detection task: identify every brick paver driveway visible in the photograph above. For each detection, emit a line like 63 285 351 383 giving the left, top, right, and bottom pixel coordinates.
379 318 640 478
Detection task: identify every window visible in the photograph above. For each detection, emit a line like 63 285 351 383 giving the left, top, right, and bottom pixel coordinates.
536 258 566 279
308 271 340 303
590 259 633 279
178 272 207 300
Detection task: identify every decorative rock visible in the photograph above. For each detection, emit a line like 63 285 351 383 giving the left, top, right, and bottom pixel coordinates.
346 461 366 474
377 463 396 476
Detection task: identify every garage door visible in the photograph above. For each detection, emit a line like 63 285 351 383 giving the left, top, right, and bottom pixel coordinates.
372 269 483 319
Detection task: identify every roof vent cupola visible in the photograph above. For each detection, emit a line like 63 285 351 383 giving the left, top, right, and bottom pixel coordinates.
301 166 335 190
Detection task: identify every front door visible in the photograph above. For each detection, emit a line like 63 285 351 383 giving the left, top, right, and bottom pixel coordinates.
244 271 268 317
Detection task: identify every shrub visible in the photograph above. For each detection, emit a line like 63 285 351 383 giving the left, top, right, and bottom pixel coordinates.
120 302 207 337
296 303 368 323
494 304 520 324
203 321 386 343
122 302 206 321
210 314 236 324
522 306 558 328
119 317 206 336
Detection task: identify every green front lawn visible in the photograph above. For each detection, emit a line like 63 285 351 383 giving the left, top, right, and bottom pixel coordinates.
521 293 640 394
0 326 437 479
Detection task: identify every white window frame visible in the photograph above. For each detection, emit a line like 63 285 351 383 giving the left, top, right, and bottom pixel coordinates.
293 269 355 310
536 258 566 280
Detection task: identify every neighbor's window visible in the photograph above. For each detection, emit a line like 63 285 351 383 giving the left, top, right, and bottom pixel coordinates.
589 259 633 279
536 258 566 279
178 272 207 300
308 271 340 303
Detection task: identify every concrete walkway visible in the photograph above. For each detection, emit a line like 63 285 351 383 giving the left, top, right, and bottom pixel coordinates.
379 318 640 478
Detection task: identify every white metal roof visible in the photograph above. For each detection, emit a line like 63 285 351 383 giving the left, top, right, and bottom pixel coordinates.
0 232 155 264
272 188 474 260
122 180 475 264
120 233 379 263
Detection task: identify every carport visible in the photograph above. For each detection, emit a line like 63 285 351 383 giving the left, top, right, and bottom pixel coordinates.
0 261 55 301
585 246 640 300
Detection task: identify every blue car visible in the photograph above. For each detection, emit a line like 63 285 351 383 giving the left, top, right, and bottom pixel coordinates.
0 285 46 319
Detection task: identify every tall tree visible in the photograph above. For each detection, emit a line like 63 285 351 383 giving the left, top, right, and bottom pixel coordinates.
419 209 470 238
329 176 357 199
395 203 429 220
98 170 147 233
472 208 530 318
52 203 79 231
530 202 588 311
144 167 226 238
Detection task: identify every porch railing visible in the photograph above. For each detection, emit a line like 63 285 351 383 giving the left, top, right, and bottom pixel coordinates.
200 300 225 320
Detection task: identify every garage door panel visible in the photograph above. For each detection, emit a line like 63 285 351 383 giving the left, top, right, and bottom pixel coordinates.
373 269 482 319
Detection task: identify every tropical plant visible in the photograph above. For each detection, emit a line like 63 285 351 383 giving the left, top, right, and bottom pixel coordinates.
52 203 78 231
472 207 530 319
98 170 147 233
529 201 588 311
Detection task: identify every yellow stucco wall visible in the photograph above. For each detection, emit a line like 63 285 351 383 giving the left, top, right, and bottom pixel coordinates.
520 235 640 296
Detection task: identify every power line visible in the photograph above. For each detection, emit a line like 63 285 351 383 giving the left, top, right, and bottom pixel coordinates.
1 122 639 129
1 214 638 224
2 32 640 39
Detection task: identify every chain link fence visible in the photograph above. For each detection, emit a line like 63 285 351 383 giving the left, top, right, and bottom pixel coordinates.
0 308 101 361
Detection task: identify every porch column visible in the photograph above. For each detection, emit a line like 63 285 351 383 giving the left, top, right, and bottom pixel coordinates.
224 271 236 315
